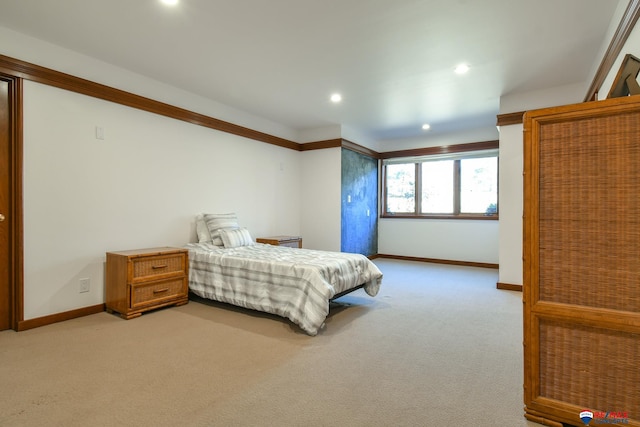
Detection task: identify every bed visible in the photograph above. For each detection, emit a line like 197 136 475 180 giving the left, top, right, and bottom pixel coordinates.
185 241 383 335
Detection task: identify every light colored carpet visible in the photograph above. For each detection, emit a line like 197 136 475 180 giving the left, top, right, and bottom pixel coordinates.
0 259 539 427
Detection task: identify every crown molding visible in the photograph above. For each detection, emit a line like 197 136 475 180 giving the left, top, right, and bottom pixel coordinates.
0 54 300 150
379 140 498 160
496 111 526 127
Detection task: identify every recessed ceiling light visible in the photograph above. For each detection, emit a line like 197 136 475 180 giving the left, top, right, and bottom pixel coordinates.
454 63 470 74
330 93 342 103
422 124 431 130
160 0 179 6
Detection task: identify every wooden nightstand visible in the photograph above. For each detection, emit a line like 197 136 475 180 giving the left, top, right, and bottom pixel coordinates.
106 247 189 319
256 235 302 248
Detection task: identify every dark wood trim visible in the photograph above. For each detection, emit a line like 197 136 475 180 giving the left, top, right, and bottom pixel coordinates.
299 139 342 151
0 54 300 151
0 53 384 157
10 77 24 330
1 74 24 331
497 282 523 292
17 304 105 331
300 138 381 159
2 51 385 155
496 111 525 127
0 55 382 156
379 140 498 160
584 0 640 102
381 213 498 220
377 254 498 269
341 139 380 158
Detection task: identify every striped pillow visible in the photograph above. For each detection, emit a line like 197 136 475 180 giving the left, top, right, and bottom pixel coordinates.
203 213 239 245
195 214 212 243
219 227 255 248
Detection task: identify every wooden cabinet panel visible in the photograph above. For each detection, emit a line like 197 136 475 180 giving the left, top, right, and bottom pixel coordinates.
523 96 640 427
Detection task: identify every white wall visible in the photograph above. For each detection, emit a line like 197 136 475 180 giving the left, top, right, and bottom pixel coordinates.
378 218 499 264
497 82 586 286
22 81 301 319
377 127 501 265
300 148 342 251
497 124 524 285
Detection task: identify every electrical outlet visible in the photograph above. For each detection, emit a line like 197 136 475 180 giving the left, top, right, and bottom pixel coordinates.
79 278 90 293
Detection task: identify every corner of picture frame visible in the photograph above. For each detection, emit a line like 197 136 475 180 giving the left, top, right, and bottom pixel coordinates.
607 53 640 98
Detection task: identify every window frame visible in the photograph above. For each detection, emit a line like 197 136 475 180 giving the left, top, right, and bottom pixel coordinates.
381 140 499 220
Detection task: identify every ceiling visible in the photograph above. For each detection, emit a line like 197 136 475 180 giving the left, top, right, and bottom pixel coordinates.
0 0 622 146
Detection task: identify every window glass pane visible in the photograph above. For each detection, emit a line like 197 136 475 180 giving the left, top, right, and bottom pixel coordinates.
385 163 415 213
421 160 453 213
460 157 498 214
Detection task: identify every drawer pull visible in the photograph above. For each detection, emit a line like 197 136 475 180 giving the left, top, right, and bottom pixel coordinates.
153 288 169 294
151 265 168 270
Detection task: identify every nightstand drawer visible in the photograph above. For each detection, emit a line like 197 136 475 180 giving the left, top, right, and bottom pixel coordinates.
131 253 186 281
130 278 187 308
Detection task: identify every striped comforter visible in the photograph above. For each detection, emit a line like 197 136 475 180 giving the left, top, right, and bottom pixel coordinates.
185 243 383 335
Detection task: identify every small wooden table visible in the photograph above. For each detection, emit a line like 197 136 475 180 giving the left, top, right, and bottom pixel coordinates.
256 235 302 248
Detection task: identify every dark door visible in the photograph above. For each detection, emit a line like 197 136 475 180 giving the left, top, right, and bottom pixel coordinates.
0 78 11 330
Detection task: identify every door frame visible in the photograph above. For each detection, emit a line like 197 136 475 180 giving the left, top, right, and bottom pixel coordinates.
1 73 23 331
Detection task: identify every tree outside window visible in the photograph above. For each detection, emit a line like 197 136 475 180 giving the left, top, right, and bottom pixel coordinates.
460 157 497 214
385 163 415 213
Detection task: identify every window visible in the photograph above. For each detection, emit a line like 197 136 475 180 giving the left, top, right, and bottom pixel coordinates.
421 160 454 213
385 163 415 213
382 142 498 219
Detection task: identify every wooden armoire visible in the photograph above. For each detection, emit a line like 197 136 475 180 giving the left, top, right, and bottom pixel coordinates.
523 95 640 427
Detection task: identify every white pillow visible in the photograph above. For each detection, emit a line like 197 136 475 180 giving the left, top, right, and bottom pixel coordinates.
220 227 255 248
195 214 212 243
203 213 239 246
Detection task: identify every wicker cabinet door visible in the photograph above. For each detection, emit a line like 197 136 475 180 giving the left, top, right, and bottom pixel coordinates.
523 96 640 427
